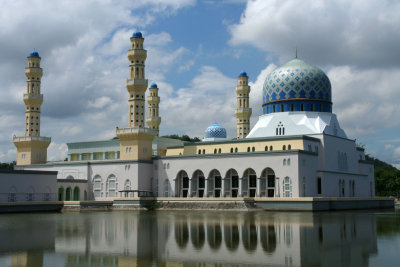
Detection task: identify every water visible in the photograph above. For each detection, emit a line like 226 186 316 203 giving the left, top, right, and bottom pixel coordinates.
0 209 399 266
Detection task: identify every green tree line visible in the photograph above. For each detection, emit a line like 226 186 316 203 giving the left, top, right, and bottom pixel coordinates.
365 155 400 197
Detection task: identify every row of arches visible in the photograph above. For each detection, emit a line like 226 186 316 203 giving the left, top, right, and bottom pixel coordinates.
174 221 279 253
166 168 293 198
58 186 87 201
7 186 52 202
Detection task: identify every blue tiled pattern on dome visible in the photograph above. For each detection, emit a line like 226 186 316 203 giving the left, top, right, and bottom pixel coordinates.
29 50 39 57
263 59 331 104
205 123 227 139
132 31 143 38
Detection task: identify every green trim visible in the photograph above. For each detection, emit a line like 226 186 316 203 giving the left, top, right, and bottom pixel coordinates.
57 179 88 184
161 149 317 160
167 135 320 149
17 159 153 168
0 169 58 175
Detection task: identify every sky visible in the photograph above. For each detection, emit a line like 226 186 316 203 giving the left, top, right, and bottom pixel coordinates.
0 0 399 168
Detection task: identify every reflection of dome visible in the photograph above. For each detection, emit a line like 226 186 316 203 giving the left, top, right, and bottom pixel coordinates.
132 31 143 38
205 123 227 139
263 59 332 114
29 50 39 57
150 83 157 88
239 71 247 77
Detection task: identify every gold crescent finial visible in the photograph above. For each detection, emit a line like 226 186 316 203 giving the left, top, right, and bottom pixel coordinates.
295 47 298 59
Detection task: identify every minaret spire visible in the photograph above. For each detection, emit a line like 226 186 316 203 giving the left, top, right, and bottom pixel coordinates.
13 50 51 165
146 83 161 136
116 31 155 161
235 71 252 139
295 47 298 59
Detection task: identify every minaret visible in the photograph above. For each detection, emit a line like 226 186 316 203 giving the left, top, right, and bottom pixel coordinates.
13 51 51 165
116 31 155 160
235 71 252 139
146 83 161 136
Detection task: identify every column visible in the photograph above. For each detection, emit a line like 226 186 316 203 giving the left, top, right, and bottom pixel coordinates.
68 154 71 161
78 154 82 161
221 178 225 198
173 179 177 197
102 152 105 160
238 178 243 197
204 179 208 198
90 153 93 160
275 177 280 197
256 178 261 197
188 179 192 198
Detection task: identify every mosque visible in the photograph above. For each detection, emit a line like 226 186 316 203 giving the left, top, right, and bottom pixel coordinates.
12 31 375 202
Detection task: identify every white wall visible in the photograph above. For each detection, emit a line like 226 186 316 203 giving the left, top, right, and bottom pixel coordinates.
0 170 57 202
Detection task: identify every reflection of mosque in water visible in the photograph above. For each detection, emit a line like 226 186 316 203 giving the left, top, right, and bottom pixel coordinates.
3 211 378 266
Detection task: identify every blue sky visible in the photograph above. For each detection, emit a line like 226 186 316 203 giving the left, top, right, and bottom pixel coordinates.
0 0 400 168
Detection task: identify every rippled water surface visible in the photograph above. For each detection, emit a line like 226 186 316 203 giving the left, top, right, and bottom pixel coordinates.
0 209 399 266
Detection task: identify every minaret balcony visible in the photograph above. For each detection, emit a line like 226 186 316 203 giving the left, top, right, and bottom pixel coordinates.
126 79 148 86
24 93 43 100
116 127 155 135
13 136 51 142
147 96 160 103
235 108 252 116
146 116 161 122
127 49 147 60
25 68 43 76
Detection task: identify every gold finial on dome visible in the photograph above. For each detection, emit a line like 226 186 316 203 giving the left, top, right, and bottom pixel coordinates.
295 47 298 59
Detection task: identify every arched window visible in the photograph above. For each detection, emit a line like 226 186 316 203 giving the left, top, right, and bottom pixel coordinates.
252 147 255 152
124 179 131 197
214 148 217 154
198 149 201 154
265 146 268 151
247 147 250 152
270 146 273 151
218 148 221 154
235 147 238 153
106 175 117 198
283 177 292 197
283 159 287 166
283 145 286 150
202 149 205 154
287 158 291 165
230 148 233 153
290 103 294 111
281 104 284 112
164 179 170 197
288 144 291 150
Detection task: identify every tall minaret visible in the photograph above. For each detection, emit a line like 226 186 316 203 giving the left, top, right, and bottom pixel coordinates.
235 71 252 139
117 31 155 161
146 83 161 136
13 51 51 165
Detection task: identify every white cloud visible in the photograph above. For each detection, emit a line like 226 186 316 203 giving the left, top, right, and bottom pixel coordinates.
47 142 68 162
229 0 400 68
329 66 400 137
88 96 112 109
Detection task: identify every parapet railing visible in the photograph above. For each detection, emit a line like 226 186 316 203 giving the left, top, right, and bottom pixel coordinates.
116 127 155 135
13 136 51 142
23 93 43 99
0 193 57 202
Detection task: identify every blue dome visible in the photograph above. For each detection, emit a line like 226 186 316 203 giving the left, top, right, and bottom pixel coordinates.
150 83 157 88
263 59 332 114
205 123 227 139
239 71 247 77
132 31 143 38
29 50 39 57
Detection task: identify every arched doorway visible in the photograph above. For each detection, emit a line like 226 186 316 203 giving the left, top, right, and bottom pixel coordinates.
192 170 205 197
73 186 80 201
261 168 276 197
58 187 64 201
225 169 239 197
65 187 72 201
176 170 189 197
208 169 222 197
243 168 257 197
